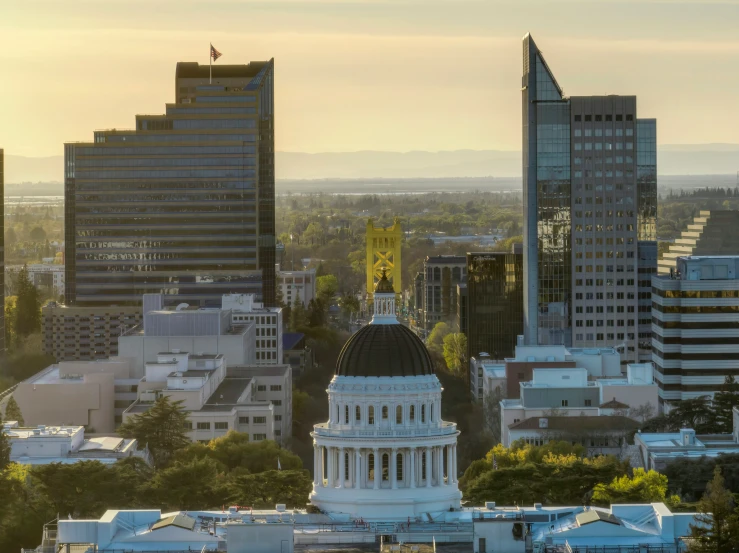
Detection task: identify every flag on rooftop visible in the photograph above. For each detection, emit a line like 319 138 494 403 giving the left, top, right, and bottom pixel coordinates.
210 44 222 62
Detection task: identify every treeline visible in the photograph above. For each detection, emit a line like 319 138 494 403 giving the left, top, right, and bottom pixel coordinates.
0 398 312 552
662 186 739 200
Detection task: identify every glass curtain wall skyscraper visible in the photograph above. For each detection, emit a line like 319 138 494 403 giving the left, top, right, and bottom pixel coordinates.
522 34 657 362
65 60 276 307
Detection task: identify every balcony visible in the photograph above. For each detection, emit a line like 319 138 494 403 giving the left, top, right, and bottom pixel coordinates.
313 421 457 439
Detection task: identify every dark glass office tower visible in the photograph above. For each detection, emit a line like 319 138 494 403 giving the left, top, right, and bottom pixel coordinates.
466 251 523 367
522 34 572 348
65 60 276 307
522 34 657 363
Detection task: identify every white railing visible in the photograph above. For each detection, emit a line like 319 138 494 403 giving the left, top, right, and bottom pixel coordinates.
313 421 457 438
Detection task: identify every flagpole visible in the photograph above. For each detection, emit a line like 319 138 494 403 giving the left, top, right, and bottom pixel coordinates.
209 43 212 84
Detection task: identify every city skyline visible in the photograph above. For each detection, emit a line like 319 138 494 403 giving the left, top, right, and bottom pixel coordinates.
3 0 739 157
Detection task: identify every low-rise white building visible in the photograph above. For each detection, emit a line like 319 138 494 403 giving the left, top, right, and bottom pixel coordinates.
123 351 291 445
2 422 150 465
6 263 65 297
51 502 699 553
277 268 316 308
500 364 658 453
222 293 283 365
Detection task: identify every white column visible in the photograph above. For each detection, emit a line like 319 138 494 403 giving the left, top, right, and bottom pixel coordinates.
313 445 320 486
438 447 445 485
391 448 398 489
452 444 457 484
410 448 416 489
338 447 345 488
355 448 361 490
326 446 334 487
447 445 453 484
425 447 432 488
373 447 380 490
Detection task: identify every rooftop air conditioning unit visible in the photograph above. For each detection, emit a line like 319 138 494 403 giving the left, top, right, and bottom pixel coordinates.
275 504 286 512
485 502 496 510
539 418 548 429
534 503 543 510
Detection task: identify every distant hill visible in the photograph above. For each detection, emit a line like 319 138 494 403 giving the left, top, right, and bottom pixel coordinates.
4 145 739 187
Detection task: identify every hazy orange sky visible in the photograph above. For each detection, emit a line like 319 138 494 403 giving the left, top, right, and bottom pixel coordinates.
2 0 739 157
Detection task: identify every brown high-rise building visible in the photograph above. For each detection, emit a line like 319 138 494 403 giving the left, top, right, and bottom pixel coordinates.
64 60 276 308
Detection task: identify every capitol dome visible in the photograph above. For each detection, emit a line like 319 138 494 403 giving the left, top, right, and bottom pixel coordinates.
309 269 461 519
335 324 434 378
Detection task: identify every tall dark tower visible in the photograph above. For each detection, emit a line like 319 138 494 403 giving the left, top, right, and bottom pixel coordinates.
64 59 276 307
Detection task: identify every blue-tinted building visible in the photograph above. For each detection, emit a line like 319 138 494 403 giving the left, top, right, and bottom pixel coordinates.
64 60 275 307
522 34 657 363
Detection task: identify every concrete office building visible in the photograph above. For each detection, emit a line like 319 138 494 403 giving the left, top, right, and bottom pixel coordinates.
500 364 657 452
652 255 739 406
117 301 257 369
64 59 276 308
13 358 143 432
658 210 739 275
522 34 657 363
123 352 291 444
470 343 622 402
42 302 143 362
277 267 316 308
223 293 283 364
465 251 524 376
421 255 466 332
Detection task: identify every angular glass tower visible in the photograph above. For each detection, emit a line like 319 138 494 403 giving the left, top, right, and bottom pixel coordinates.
65 60 275 307
522 34 657 363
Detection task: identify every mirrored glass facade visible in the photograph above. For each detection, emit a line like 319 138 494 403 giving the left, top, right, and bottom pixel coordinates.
522 35 657 362
65 60 275 307
466 252 523 364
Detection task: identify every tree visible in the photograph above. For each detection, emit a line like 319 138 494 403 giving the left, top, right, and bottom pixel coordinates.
427 322 451 356
117 396 191 467
29 227 46 241
289 294 308 331
339 293 360 321
0 414 11 470
176 432 303 473
442 332 467 375
14 266 40 337
143 457 225 510
482 385 505 443
225 469 312 509
712 376 739 434
592 468 672 506
630 402 655 424
316 275 339 306
687 467 739 553
4 397 24 426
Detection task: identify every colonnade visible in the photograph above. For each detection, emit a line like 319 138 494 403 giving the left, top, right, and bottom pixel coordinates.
313 444 457 490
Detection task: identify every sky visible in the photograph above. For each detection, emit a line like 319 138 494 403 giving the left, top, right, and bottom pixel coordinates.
2 0 739 157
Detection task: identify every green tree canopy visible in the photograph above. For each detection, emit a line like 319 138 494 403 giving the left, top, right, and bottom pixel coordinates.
225 469 312 509
142 457 226 511
592 468 675 506
29 227 47 241
442 332 467 375
427 322 451 356
0 414 11 470
687 467 739 553
117 396 191 467
5 396 24 426
14 266 41 337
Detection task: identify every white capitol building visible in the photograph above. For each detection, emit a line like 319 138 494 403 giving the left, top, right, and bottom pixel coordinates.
310 272 462 519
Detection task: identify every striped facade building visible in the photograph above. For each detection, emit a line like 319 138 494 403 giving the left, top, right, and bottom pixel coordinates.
652 255 739 408
64 60 276 308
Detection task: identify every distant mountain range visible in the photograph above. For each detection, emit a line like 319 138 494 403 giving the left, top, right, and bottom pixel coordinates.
4 145 739 187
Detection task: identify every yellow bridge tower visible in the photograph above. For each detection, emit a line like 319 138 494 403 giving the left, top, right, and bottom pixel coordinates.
366 217 402 298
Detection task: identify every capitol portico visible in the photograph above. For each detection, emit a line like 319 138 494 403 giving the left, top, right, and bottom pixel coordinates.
310 271 462 519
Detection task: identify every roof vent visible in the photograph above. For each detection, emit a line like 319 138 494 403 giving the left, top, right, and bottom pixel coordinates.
539 418 548 429
275 504 286 512
485 502 496 510
534 503 543 510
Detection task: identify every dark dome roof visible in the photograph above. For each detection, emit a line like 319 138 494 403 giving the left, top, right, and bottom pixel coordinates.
336 324 435 377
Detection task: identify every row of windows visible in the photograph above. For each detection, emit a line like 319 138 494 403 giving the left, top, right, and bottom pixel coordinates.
575 319 635 327
575 237 634 246
573 114 633 122
576 333 635 341
575 305 635 314
574 142 633 151
574 224 636 233
652 303 739 314
238 415 282 424
575 251 634 259
652 289 739 299
574 128 634 137
575 265 636 274
337 403 435 425
256 351 277 361
575 210 634 218
575 278 635 287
